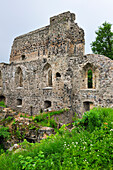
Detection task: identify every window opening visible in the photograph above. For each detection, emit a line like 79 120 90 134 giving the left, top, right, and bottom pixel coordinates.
21 55 25 60
83 101 93 112
15 67 23 87
0 95 5 102
56 72 61 78
17 99 22 106
38 50 40 56
43 49 45 55
0 71 2 87
44 100 51 109
48 70 52 86
88 69 93 88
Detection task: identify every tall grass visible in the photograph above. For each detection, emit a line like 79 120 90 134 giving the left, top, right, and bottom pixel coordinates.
0 107 113 169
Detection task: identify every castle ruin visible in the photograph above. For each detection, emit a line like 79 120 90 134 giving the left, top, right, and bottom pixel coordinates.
0 11 113 116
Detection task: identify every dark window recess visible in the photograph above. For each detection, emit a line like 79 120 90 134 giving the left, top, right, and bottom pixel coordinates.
43 49 45 55
17 99 22 106
74 46 76 54
0 71 2 87
48 70 52 86
21 55 25 60
56 72 61 78
15 67 23 87
38 50 40 56
83 101 93 112
88 69 93 88
43 58 47 63
0 95 5 102
70 27 73 30
44 100 51 109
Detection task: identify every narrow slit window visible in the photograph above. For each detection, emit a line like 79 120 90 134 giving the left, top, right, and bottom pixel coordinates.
21 55 25 60
48 70 52 87
88 69 93 88
0 71 2 87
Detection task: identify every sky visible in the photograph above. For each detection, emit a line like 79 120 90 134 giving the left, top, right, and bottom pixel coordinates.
0 0 113 63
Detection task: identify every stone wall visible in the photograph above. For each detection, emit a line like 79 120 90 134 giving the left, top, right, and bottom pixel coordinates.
10 11 84 64
0 11 113 116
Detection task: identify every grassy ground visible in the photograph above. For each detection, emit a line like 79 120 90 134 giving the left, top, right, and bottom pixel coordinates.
0 107 113 169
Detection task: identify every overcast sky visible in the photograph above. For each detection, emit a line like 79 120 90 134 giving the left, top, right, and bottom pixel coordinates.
0 0 113 63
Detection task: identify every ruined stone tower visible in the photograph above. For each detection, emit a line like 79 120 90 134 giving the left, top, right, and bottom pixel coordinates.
0 11 113 116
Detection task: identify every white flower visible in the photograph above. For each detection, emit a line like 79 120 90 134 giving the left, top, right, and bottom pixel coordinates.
110 129 113 131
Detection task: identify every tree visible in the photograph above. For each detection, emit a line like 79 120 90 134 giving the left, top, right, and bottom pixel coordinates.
91 22 113 60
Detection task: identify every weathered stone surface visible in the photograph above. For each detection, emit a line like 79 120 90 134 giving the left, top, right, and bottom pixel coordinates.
0 11 113 117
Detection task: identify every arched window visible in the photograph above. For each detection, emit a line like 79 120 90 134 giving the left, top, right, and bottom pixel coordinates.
15 67 23 87
88 69 93 88
0 71 2 87
48 70 52 87
43 63 52 87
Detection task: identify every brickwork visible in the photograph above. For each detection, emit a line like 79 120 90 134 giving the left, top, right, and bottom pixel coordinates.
0 11 113 116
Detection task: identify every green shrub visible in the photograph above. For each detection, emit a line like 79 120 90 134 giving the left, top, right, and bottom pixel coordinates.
74 107 113 132
0 108 113 169
5 116 13 121
0 101 6 108
0 126 10 139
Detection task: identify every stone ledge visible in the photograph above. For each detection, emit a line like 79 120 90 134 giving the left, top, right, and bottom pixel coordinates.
43 87 52 90
16 87 24 90
17 105 22 108
80 89 97 91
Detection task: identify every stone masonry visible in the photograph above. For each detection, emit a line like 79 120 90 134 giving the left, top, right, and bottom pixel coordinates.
0 11 113 116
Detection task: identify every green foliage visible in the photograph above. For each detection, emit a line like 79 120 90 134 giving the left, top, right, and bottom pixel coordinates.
34 108 68 122
0 108 113 169
88 69 92 88
74 107 113 132
15 128 21 139
12 119 16 125
0 126 10 139
29 125 36 130
91 22 113 60
0 101 6 108
5 116 13 121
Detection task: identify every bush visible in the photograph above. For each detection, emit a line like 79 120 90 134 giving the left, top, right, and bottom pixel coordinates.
0 126 10 139
74 107 113 132
0 101 6 108
0 108 113 169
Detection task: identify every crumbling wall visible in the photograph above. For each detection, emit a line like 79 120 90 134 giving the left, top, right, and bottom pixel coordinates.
0 11 113 117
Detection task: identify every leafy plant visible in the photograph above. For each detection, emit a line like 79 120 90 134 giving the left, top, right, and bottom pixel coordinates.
73 107 113 132
0 108 113 169
0 101 6 108
0 126 10 139
5 116 13 121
